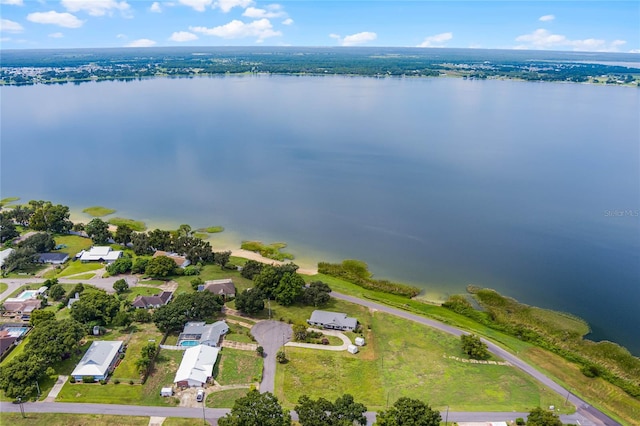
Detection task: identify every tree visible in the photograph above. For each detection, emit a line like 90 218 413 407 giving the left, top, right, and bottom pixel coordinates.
85 218 111 245
8 205 33 227
113 310 132 329
275 272 305 306
106 256 133 275
70 290 120 325
48 283 66 301
461 334 490 360
133 309 152 323
293 324 308 342
331 394 368 426
173 235 214 264
148 228 172 251
240 260 263 280
235 288 265 315
113 278 129 294
295 395 333 426
28 201 72 233
2 247 37 273
145 255 176 278
254 265 280 298
153 292 223 333
131 232 153 255
214 250 231 269
218 389 291 426
177 224 192 237
114 224 133 245
131 256 150 273
375 397 441 426
0 353 46 398
190 276 204 291
276 350 287 363
302 281 332 307
526 407 563 426
29 310 55 327
0 212 19 243
19 232 55 253
26 318 85 364
295 394 367 426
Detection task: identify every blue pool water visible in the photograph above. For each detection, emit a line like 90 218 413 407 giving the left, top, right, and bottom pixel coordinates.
4 327 28 337
179 340 199 347
16 290 37 300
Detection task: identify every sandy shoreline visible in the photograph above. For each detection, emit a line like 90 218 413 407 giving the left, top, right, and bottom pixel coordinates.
228 249 318 275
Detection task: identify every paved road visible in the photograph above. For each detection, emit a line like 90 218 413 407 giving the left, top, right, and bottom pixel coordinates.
330 291 621 426
0 276 139 300
250 320 292 393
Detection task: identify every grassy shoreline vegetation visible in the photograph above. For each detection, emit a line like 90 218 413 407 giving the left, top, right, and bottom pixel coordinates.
241 241 294 261
197 226 225 233
82 206 116 217
107 217 146 232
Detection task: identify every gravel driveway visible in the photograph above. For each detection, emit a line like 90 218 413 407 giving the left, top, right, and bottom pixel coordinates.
250 321 292 393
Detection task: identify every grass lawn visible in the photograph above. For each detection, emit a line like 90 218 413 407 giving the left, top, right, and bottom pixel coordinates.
520 347 639 425
0 282 8 293
108 217 146 232
164 418 208 426
3 414 148 426
112 323 164 382
173 265 254 295
82 206 116 217
276 310 567 412
124 287 162 301
214 348 263 385
68 273 96 280
52 234 93 257
56 261 104 278
206 388 250 408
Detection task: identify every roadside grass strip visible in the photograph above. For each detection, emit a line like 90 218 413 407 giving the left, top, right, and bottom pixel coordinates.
215 348 263 385
206 388 250 408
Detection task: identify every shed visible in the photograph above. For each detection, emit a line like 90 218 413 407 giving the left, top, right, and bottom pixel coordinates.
160 387 174 397
347 344 359 354
355 337 365 346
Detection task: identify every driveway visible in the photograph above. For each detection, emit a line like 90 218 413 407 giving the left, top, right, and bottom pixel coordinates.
285 328 351 351
250 321 292 393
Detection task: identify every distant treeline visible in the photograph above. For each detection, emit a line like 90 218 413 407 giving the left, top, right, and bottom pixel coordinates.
443 287 640 399
318 259 420 298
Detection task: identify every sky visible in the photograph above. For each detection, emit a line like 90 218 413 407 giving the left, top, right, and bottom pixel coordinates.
0 0 638 52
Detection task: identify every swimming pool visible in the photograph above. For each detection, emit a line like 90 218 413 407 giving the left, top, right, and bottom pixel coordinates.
179 340 199 347
4 327 28 338
16 290 37 300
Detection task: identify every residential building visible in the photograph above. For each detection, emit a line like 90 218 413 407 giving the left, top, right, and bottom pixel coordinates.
37 252 70 264
178 321 229 348
0 248 15 269
2 299 42 320
198 279 236 299
76 246 123 263
174 344 220 388
307 310 358 331
131 291 173 309
153 251 190 268
70 341 123 381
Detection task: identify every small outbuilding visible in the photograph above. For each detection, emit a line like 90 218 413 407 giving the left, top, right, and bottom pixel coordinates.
160 387 174 397
355 337 365 346
347 344 359 354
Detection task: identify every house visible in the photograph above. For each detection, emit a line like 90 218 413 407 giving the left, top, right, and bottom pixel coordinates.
198 279 236 299
0 332 18 360
131 291 173 309
0 248 15 269
153 251 190 268
71 341 123 381
76 246 123 263
178 321 229 348
2 299 42 320
307 310 358 331
37 252 70 264
174 344 220 388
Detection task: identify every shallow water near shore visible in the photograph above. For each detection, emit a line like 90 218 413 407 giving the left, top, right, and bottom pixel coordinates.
2 75 638 354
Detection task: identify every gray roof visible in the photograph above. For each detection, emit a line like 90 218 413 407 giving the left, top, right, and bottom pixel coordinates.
200 279 236 296
71 341 123 377
37 252 70 262
308 310 358 329
180 321 229 346
131 291 173 308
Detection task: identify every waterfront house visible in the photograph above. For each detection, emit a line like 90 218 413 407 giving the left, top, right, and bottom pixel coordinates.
198 279 236 299
307 310 358 331
153 251 190 268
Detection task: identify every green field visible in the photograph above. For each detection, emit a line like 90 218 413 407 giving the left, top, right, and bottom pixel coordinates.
276 310 568 412
0 282 8 294
215 348 263 385
52 234 93 256
207 388 251 408
108 217 146 232
3 414 149 426
112 323 164 381
82 206 116 217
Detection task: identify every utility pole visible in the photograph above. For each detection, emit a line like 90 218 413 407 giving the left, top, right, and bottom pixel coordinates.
18 396 25 418
445 406 449 426
202 396 206 425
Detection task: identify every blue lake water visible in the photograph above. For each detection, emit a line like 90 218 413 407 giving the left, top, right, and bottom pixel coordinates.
1 76 638 354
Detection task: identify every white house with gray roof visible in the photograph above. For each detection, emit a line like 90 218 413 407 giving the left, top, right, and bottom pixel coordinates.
178 321 229 347
71 341 123 381
307 310 358 331
174 344 220 387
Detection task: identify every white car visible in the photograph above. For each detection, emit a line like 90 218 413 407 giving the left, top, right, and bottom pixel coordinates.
196 389 205 402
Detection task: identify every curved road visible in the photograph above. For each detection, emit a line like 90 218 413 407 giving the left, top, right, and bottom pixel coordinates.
330 291 621 426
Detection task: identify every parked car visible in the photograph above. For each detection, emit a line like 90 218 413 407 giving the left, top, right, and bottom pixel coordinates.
196 389 204 402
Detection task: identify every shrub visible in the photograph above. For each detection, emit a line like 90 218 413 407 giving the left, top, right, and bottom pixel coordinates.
129 380 134 385
321 338 329 345
69 376 76 383
256 346 264 357
99 379 106 385
276 350 287 363
516 418 525 425
82 376 95 383
114 379 120 384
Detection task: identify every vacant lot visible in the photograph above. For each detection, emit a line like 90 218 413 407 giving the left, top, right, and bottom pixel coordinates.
57 261 103 278
215 348 263 385
112 323 164 382
207 388 250 408
276 311 567 412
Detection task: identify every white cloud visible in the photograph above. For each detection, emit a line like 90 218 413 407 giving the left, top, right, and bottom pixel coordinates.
417 32 453 48
190 18 280 41
49 32 64 38
630 49 640 54
0 37 10 42
150 2 162 13
215 0 253 13
515 28 627 52
282 18 293 26
126 38 156 47
330 31 377 47
170 31 198 42
539 14 555 22
0 0 24 5
61 0 131 17
116 33 127 38
178 0 212 12
243 5 285 19
0 18 24 33
27 11 84 28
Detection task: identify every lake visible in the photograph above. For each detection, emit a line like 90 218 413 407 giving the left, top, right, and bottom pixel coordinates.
1 75 638 355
